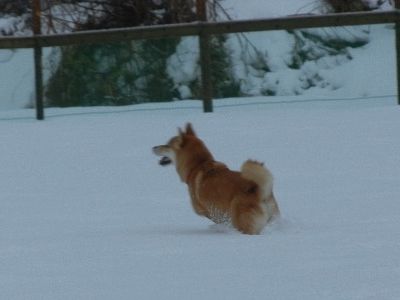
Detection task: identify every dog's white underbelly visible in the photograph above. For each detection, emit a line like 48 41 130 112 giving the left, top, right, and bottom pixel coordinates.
208 204 231 225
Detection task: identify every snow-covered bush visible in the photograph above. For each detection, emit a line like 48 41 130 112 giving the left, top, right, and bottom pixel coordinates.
44 0 239 106
167 35 239 100
44 1 190 106
46 38 179 106
1 0 394 107
210 0 377 97
167 0 386 99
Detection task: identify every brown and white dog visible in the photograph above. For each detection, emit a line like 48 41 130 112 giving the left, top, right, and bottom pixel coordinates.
152 123 280 234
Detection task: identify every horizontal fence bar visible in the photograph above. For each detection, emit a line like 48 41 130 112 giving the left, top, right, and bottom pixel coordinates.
0 10 399 49
207 10 399 34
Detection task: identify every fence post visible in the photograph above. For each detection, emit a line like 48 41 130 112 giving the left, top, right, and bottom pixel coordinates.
197 0 213 112
33 0 44 120
395 0 400 105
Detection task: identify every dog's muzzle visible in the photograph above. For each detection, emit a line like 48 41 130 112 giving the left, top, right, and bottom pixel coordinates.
152 146 172 166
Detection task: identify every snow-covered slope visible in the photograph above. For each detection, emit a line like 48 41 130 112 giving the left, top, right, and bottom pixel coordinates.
0 0 397 109
221 0 394 19
1 97 399 299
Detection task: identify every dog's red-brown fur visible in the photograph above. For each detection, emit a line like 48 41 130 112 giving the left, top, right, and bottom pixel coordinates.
153 123 280 234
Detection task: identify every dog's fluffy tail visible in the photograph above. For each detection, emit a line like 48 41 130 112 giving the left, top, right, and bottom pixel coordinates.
241 160 273 199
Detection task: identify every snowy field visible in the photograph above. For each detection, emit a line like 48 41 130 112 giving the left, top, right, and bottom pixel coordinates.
1 1 399 298
1 97 400 300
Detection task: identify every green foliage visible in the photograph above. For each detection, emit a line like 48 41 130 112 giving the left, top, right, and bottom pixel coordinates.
139 39 180 102
45 34 238 107
45 38 179 107
189 35 240 99
210 35 240 98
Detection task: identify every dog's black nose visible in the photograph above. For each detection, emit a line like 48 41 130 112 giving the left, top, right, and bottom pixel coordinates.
159 156 172 166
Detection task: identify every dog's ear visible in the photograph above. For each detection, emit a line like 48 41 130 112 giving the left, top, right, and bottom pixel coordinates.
176 128 185 147
185 123 196 136
178 127 184 137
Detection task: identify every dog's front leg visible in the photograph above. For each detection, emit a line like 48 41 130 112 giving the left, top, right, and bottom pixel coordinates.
188 185 209 218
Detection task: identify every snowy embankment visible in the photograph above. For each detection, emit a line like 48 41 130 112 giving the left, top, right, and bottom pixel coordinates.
0 1 397 108
1 97 399 299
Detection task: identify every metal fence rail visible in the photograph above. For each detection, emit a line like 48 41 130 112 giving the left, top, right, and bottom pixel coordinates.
1 8 400 119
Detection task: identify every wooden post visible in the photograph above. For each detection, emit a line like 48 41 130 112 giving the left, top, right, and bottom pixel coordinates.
197 0 213 112
395 0 400 105
32 0 44 120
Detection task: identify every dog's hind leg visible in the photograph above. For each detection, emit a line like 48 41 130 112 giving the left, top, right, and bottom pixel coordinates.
231 199 264 235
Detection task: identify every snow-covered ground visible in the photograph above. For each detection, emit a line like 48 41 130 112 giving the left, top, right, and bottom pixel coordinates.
1 96 400 299
1 1 399 298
